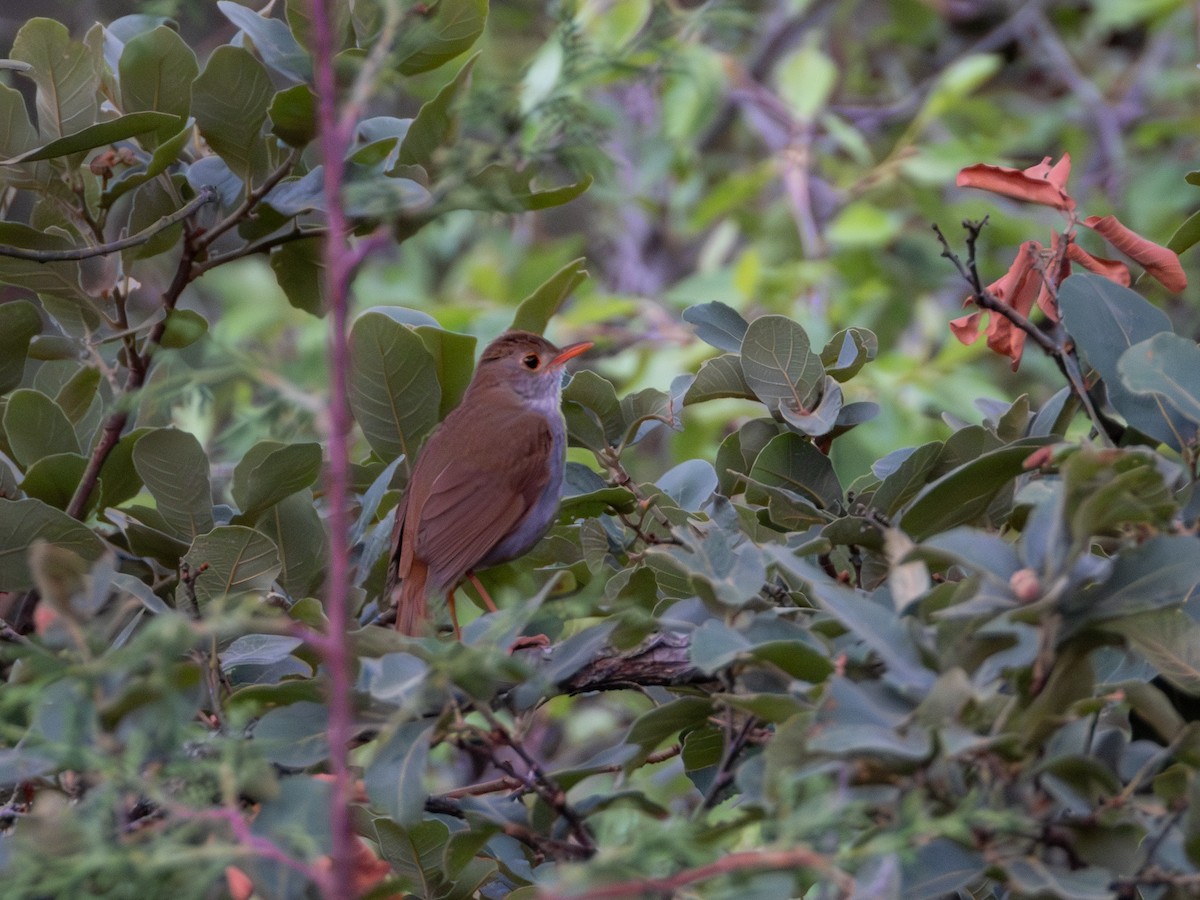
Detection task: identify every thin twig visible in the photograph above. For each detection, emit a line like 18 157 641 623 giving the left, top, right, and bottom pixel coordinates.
932 219 1119 445
425 795 593 862
470 704 596 855
193 150 301 252
0 187 217 262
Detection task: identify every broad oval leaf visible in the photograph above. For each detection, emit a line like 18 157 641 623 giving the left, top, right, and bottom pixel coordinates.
179 525 281 606
232 440 323 519
0 300 41 395
682 301 749 353
509 256 588 335
11 18 101 142
393 0 488 75
3 389 80 467
347 312 441 466
683 353 756 406
1059 273 1191 449
746 432 842 511
0 497 105 591
119 26 198 148
191 44 273 181
739 315 824 417
1118 332 1200 428
132 427 214 539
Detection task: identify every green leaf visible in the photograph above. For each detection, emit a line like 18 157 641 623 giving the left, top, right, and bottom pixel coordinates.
397 54 477 173
132 428 214 539
159 308 209 349
268 84 317 147
820 327 878 382
0 300 40 395
19 453 87 511
191 44 273 181
179 525 281 606
563 370 625 450
376 819 452 897
269 237 326 316
746 433 842 511
1167 206 1200 256
625 696 714 773
218 1 311 81
739 315 824 418
1 111 182 164
775 34 836 121
11 18 101 141
3 389 80 467
682 301 749 353
365 721 433 828
509 257 588 335
457 166 592 212
232 441 323 519
1059 273 1191 449
252 701 329 767
348 313 442 466
394 0 488 76
101 120 194 207
1068 535 1200 626
413 326 477 418
1112 610 1200 695
0 224 90 305
0 497 105 590
255 490 326 598
683 353 756 406
119 26 197 147
97 427 150 511
900 440 1049 541
779 376 842 438
1118 332 1200 428
870 442 941 515
0 83 38 166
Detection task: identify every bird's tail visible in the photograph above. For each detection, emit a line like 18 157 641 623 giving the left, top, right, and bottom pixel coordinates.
393 558 429 635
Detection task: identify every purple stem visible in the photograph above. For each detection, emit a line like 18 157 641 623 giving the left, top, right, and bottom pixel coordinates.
309 1 356 896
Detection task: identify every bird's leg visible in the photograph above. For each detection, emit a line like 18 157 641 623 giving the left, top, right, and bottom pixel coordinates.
465 571 499 612
447 589 462 641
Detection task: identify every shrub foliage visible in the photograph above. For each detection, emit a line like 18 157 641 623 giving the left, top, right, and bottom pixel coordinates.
2 3 1200 899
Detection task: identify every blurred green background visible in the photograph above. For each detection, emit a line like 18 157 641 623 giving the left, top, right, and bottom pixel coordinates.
7 0 1196 483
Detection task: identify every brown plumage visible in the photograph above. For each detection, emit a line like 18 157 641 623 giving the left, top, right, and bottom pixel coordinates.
384 330 590 636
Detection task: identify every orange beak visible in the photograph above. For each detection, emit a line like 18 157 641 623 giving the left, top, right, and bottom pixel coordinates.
550 341 592 367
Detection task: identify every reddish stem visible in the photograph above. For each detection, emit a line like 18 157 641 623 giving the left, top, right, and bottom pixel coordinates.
309 1 357 897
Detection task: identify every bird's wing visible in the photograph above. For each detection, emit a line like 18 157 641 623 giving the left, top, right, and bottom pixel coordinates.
407 406 554 589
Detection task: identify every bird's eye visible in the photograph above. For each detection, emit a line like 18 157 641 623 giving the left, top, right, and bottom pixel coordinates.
522 354 540 369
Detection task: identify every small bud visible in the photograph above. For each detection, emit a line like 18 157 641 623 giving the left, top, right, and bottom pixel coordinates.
1010 567 1040 603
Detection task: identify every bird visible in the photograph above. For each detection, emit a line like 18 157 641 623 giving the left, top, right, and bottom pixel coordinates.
384 329 592 636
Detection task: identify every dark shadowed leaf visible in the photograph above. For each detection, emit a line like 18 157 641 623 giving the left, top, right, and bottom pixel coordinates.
270 237 326 316
232 441 323 519
1060 273 1192 449
900 838 985 899
133 428 213 539
779 376 842 437
19 452 87 511
900 439 1049 540
376 818 452 897
746 433 842 511
3 111 180 164
1115 610 1200 695
625 696 714 773
268 84 317 147
0 301 40 394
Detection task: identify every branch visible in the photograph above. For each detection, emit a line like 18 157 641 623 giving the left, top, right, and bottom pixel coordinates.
193 150 300 252
932 219 1120 445
425 795 593 862
0 187 216 262
536 847 854 900
557 631 715 694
